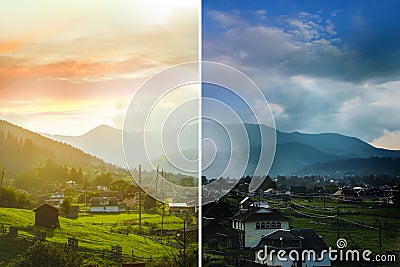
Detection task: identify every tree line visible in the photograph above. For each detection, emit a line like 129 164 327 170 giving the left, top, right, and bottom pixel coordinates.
0 130 49 172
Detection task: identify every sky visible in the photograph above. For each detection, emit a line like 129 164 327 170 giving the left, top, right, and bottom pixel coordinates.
202 0 400 150
1 0 400 150
0 0 198 135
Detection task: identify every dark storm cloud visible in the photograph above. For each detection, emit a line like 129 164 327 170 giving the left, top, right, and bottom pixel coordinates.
203 4 400 147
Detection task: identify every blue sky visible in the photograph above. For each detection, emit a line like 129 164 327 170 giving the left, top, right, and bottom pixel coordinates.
202 0 400 149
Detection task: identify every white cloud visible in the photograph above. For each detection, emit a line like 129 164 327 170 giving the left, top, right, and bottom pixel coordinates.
269 103 288 120
372 130 400 150
208 10 244 28
326 20 336 35
204 9 400 149
255 9 267 21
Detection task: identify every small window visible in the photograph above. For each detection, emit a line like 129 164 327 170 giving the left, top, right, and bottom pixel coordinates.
103 207 106 211
100 200 109 205
261 222 265 229
266 223 270 229
271 222 276 228
256 222 260 230
277 222 281 228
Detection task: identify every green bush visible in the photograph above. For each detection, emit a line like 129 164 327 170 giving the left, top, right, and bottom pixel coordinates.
7 241 82 267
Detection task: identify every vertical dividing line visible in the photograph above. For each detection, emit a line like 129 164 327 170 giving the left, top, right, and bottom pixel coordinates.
139 164 142 233
198 0 203 265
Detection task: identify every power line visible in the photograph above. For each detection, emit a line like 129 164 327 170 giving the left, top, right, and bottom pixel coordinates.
291 199 335 212
289 203 379 230
289 207 337 219
339 217 378 230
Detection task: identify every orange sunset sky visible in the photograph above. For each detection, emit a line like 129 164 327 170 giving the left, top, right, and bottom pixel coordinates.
0 0 198 135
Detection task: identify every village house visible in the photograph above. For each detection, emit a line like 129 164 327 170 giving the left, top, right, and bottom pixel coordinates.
98 191 125 201
89 197 125 213
290 186 308 196
33 203 60 228
67 206 79 219
239 196 253 209
118 202 127 213
333 189 355 202
254 228 331 267
178 217 225 243
232 203 290 248
45 192 64 208
123 193 138 208
168 202 196 214
263 188 278 197
203 201 234 226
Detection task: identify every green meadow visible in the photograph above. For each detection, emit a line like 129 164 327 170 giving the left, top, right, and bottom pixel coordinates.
275 197 400 254
0 208 186 265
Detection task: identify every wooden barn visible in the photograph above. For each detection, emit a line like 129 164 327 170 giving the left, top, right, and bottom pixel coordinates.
33 203 60 228
67 206 79 219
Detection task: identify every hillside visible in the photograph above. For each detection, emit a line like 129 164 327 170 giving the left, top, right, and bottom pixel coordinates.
277 130 400 158
299 157 400 177
269 142 340 176
45 125 126 168
0 120 114 177
0 207 182 265
48 124 400 178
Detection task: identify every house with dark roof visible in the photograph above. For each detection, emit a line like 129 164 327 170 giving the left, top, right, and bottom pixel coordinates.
239 196 253 209
168 202 196 214
45 192 64 208
203 201 235 226
177 217 224 243
290 186 308 195
100 191 124 201
203 217 224 241
232 206 290 248
33 203 60 228
254 228 331 266
67 206 79 218
89 197 121 213
333 189 355 202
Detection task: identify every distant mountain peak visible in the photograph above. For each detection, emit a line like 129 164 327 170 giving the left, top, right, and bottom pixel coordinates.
84 124 121 136
24 121 400 176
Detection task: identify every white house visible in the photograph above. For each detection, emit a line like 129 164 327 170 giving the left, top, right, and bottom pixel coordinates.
232 206 290 248
168 202 196 214
254 228 331 267
45 193 64 208
89 197 120 213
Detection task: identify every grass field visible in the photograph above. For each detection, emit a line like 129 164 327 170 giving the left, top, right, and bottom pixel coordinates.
0 208 186 265
273 197 400 254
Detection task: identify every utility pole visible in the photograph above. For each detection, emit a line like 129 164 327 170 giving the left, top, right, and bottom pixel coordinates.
182 211 188 267
323 193 326 211
183 214 186 266
0 166 5 207
161 169 165 199
139 164 142 233
161 202 165 241
160 169 165 241
85 192 87 212
336 206 340 240
378 219 382 254
289 198 292 228
155 165 159 195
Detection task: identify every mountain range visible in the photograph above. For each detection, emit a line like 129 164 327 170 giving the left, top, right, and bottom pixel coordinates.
0 120 114 176
42 123 400 178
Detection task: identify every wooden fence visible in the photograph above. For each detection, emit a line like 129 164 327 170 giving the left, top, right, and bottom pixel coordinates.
0 224 160 264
